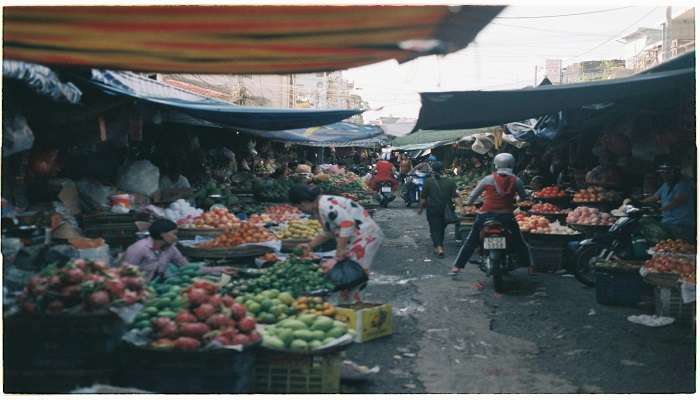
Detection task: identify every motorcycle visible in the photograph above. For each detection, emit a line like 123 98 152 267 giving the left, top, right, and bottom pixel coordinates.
478 219 519 293
375 181 396 208
572 205 656 287
403 171 428 207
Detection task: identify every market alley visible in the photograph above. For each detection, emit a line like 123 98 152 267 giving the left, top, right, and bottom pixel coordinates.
344 206 696 394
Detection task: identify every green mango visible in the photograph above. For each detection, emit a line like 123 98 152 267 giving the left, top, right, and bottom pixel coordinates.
259 312 276 324
310 330 326 341
278 328 295 346
326 326 346 339
268 289 280 298
309 340 323 350
322 337 335 345
278 292 295 306
157 311 177 319
263 335 286 350
279 319 307 331
310 316 334 332
261 299 274 311
144 307 159 315
298 314 317 327
290 339 309 351
272 304 289 317
293 329 315 341
135 320 151 330
246 301 261 314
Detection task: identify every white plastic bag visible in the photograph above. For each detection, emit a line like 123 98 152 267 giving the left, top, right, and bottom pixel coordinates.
3 114 34 157
117 160 160 196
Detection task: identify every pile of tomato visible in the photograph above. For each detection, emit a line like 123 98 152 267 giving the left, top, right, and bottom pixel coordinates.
198 222 276 249
531 203 562 213
533 186 566 198
653 239 696 255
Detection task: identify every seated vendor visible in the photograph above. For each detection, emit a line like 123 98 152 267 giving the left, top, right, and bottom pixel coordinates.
121 219 187 280
641 163 696 242
121 219 237 280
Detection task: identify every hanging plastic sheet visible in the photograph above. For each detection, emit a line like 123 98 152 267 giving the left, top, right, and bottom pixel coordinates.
3 60 82 103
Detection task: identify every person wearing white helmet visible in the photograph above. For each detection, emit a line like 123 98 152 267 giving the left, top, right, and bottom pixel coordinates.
449 152 531 275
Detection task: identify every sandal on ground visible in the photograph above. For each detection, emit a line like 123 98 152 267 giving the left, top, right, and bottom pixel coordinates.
448 267 461 276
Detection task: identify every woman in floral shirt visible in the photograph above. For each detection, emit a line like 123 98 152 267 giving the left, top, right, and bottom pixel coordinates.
289 185 384 303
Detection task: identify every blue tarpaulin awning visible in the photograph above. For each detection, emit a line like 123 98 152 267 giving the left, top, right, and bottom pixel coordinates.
81 70 363 130
243 122 385 147
414 51 694 131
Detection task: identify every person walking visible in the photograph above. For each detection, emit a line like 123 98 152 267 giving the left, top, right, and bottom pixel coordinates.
417 161 457 258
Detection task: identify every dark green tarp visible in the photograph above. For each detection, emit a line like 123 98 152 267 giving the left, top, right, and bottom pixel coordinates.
414 51 695 131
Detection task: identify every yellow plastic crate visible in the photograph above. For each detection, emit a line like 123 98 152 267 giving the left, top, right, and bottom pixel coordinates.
253 350 342 394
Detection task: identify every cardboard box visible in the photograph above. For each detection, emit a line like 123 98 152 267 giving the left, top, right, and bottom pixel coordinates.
335 303 392 343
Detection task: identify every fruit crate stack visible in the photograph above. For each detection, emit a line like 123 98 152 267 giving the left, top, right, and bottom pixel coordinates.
253 349 343 394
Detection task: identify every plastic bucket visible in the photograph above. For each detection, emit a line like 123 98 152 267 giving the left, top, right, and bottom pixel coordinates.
111 194 131 208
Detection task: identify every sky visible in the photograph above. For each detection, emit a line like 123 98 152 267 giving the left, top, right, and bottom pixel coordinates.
342 5 675 122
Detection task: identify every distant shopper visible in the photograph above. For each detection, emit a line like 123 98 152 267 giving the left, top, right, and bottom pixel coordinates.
417 161 457 258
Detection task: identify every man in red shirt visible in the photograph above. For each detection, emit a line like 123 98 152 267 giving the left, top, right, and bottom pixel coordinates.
369 159 399 192
450 153 531 275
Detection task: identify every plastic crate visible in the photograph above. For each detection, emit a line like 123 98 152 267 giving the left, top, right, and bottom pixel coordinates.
595 269 650 307
114 343 255 394
253 349 342 394
527 244 565 271
654 286 694 324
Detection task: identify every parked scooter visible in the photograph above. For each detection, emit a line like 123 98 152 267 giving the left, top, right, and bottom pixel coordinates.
572 205 656 287
477 218 521 293
403 171 428 207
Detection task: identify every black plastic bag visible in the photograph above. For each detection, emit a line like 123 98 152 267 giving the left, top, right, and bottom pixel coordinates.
326 259 368 291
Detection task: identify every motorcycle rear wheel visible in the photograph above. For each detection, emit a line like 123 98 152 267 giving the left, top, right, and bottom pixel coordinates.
574 245 603 287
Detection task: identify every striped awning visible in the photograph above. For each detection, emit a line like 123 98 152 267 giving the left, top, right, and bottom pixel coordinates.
3 5 503 74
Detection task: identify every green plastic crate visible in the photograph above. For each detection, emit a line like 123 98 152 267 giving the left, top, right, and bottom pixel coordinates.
253 350 342 394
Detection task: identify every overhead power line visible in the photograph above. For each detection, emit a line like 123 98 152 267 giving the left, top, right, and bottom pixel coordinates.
564 7 659 62
494 6 636 19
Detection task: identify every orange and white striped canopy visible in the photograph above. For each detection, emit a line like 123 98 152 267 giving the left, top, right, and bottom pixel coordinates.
4 5 503 74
